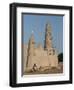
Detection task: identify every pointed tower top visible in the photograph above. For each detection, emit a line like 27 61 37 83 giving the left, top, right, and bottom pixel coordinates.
32 30 34 34
31 30 34 38
29 30 35 43
46 22 51 30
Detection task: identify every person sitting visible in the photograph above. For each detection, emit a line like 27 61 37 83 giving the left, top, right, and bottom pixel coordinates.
32 64 37 72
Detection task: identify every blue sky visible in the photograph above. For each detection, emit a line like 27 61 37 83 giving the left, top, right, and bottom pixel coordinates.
22 14 63 54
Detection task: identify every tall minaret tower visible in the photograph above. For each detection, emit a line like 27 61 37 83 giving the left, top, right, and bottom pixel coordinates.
44 23 58 67
26 31 35 68
44 23 52 50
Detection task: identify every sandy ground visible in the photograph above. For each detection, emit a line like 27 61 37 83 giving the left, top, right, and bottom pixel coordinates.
23 62 63 75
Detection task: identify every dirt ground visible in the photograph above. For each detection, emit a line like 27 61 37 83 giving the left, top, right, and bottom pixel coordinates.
23 62 63 75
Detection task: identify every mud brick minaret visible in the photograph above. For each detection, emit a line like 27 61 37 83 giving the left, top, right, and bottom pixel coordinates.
44 23 58 67
44 23 52 49
26 23 58 71
26 33 35 68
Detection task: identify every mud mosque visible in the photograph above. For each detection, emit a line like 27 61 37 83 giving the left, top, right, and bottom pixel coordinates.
23 23 59 74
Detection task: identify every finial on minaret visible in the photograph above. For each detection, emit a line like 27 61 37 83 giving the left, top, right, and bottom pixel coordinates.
30 30 34 37
31 30 34 38
32 30 34 34
46 22 51 32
